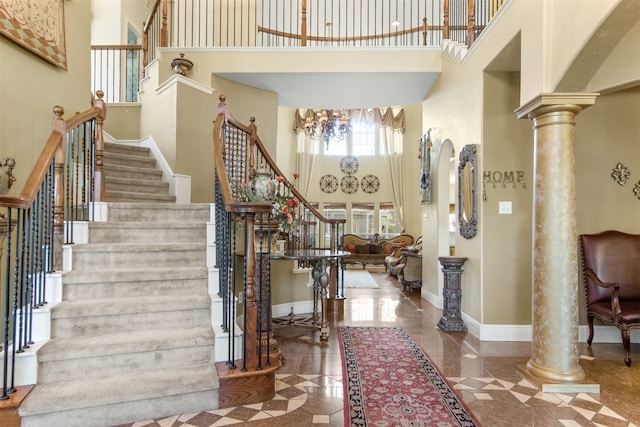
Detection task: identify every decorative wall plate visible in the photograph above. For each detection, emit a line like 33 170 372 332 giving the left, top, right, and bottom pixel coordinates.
341 175 359 194
319 174 338 193
361 174 380 193
340 156 359 175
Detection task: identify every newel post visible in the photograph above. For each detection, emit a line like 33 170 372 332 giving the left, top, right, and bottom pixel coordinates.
244 212 258 369
51 106 66 234
93 90 107 202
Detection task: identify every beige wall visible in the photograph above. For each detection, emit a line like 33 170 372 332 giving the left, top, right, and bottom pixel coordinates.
176 85 217 202
575 87 640 235
0 1 92 193
482 72 534 325
104 104 141 140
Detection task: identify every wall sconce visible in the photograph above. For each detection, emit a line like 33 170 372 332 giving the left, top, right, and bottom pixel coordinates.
0 157 16 195
171 53 194 76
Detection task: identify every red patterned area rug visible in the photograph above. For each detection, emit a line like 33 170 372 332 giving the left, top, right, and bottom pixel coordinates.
338 326 480 426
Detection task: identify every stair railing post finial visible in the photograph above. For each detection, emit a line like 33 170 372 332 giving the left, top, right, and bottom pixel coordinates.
93 90 106 202
52 106 65 234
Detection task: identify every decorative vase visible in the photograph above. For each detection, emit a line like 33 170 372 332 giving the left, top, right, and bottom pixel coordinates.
249 169 277 201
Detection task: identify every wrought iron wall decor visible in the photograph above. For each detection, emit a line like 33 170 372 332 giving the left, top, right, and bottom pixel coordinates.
360 174 380 193
609 162 640 200
319 174 338 193
457 144 478 239
339 156 359 175
341 175 359 194
482 170 526 201
611 162 630 186
419 130 433 204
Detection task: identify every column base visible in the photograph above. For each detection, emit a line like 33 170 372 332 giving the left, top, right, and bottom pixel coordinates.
517 364 600 393
437 317 466 332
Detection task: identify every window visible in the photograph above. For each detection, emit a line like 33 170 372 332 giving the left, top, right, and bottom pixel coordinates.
351 120 377 156
351 203 374 236
126 25 139 102
379 204 399 237
324 119 377 156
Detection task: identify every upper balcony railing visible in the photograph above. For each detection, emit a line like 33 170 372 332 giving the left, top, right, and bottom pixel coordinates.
92 1 505 103
142 0 506 65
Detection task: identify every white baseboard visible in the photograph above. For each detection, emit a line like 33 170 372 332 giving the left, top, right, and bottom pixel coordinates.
461 314 640 343
421 289 442 309
272 301 315 319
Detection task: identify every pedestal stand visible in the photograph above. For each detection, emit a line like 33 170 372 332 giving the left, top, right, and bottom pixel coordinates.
437 256 468 332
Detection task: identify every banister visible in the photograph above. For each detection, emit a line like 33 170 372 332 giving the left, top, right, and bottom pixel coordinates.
0 132 62 210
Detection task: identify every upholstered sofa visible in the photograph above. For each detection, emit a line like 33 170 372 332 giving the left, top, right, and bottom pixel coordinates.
342 233 415 269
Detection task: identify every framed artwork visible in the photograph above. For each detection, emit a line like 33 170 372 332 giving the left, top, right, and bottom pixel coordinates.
0 0 67 69
419 130 433 204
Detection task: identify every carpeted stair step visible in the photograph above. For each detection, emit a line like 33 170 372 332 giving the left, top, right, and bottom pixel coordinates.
103 151 157 169
88 221 205 243
50 294 211 338
70 242 205 269
105 176 170 195
106 202 210 222
106 190 176 203
61 267 208 300
103 142 151 157
19 364 219 427
103 163 164 181
37 327 214 383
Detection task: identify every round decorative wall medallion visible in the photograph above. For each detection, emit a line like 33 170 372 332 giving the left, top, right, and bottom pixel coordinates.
319 174 338 193
361 174 380 193
341 175 359 194
339 156 359 175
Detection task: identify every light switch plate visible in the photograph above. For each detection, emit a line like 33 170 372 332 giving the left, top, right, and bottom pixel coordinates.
499 201 512 214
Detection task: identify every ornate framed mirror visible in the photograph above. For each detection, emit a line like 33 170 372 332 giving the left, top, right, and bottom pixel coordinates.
457 144 477 239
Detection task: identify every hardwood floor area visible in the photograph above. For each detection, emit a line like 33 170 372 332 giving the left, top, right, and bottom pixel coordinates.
120 268 640 426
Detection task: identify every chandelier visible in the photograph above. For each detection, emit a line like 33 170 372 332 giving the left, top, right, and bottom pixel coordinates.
304 109 351 149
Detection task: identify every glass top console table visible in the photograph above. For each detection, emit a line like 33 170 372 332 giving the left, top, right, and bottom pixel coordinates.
271 249 350 341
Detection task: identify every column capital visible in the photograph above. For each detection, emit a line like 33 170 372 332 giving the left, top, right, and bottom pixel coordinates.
515 93 599 119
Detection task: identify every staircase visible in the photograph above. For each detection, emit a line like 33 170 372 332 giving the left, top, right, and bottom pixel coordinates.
19 143 219 427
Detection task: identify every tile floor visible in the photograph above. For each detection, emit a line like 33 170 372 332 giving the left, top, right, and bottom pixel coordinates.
122 268 640 427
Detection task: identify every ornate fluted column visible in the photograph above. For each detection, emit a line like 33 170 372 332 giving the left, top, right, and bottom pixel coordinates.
516 93 599 391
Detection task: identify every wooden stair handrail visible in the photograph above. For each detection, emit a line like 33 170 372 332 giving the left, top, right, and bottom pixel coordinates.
0 92 107 212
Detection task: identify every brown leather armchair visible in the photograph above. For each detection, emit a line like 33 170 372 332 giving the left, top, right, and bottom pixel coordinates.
580 230 640 366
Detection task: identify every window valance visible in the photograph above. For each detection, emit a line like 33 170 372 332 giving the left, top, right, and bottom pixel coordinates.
294 108 405 133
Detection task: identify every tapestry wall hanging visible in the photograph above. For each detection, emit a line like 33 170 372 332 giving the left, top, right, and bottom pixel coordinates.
0 0 67 69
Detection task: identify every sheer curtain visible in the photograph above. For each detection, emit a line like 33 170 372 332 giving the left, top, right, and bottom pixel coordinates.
380 125 406 233
295 131 319 198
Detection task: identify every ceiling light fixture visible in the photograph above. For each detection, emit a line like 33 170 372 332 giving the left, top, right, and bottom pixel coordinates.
304 109 351 149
